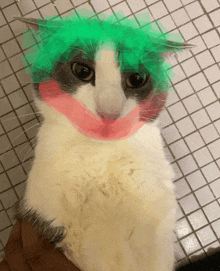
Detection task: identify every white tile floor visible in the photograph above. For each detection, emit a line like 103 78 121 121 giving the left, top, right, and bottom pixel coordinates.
0 0 220 268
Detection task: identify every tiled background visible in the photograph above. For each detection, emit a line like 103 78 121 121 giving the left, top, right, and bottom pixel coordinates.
0 0 220 268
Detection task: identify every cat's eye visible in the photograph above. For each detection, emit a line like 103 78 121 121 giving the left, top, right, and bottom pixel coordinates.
126 73 147 88
72 62 94 81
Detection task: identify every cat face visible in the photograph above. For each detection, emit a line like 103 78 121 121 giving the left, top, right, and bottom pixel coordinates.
16 17 193 141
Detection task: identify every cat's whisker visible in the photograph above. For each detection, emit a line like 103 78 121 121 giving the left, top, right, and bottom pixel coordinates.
0 122 41 162
0 112 41 123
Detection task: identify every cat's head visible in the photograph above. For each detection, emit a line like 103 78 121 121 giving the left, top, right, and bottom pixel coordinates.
16 16 194 141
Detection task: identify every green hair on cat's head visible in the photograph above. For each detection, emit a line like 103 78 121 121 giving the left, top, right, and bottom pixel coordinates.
21 9 188 94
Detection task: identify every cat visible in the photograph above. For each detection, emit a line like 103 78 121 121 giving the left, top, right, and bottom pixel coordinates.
13 15 193 271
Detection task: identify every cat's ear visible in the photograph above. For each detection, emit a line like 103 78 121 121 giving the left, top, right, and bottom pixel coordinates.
14 17 49 31
160 40 195 59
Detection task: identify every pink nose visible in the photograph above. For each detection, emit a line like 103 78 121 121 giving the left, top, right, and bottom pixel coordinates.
97 111 120 120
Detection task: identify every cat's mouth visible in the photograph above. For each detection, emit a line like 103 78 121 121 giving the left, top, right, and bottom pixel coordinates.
39 80 166 141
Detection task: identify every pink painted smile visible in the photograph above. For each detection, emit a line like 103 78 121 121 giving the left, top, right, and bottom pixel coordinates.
39 80 167 141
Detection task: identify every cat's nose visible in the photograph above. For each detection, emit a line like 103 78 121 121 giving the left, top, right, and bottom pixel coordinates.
97 111 120 120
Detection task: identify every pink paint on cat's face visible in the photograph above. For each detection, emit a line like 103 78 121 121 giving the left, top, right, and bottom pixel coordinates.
39 80 167 141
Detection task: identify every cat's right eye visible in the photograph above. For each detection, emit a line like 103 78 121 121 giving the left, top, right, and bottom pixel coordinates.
72 62 94 81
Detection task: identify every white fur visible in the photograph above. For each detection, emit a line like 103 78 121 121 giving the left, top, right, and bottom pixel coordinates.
25 48 176 270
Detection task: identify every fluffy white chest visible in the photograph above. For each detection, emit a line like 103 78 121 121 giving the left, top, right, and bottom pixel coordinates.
23 122 176 271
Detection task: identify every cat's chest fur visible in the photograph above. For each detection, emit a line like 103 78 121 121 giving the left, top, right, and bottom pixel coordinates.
23 120 176 271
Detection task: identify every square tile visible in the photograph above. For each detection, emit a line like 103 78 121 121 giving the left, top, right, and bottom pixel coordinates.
170 140 190 160
134 8 153 27
181 58 201 77
0 112 20 132
208 139 220 160
0 47 6 62
166 90 179 107
177 50 193 63
210 9 220 27
0 173 11 193
172 162 183 180
17 0 36 15
7 206 17 225
0 85 4 98
188 209 208 231
9 19 27 37
0 25 13 44
14 142 33 162
183 94 202 114
214 119 220 134
211 45 220 62
179 22 198 40
210 179 220 198
55 0 74 14
200 124 219 144
0 60 13 80
7 165 27 186
16 104 36 124
127 0 146 13
191 109 211 129
8 89 28 109
171 65 186 84
185 132 204 152
149 1 168 20
0 149 19 170
212 81 220 98
163 0 182 12
190 73 209 92
0 0 14 8
193 15 213 34
40 3 59 17
0 210 11 231
175 178 191 199
16 69 31 86
158 15 176 33
2 4 22 23
196 226 217 246
195 186 215 206
9 53 25 72
195 50 215 70
23 119 40 139
168 101 188 122
202 162 220 183
174 241 186 261
174 80 194 99
0 188 18 209
1 74 20 94
175 117 196 137
178 155 198 175
171 8 190 27
204 201 220 222
14 181 26 199
8 126 27 147
189 36 207 55
112 2 131 18
175 218 192 238
108 0 122 5
185 1 204 19
176 203 184 220
0 97 13 116
194 146 213 167
179 193 200 214
34 0 51 8
181 233 201 254
212 219 220 238
161 124 181 144
202 30 220 48
204 65 220 84
0 134 12 155
201 0 219 13
158 108 173 128
206 101 220 121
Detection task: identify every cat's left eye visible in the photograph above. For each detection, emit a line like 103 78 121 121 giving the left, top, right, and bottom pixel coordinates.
126 73 147 88
72 62 94 81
